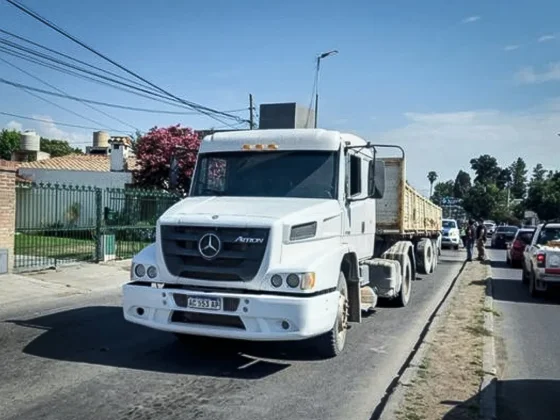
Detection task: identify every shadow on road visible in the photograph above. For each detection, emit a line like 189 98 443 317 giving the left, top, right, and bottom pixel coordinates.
2 305 339 379
492 277 560 305
442 379 560 420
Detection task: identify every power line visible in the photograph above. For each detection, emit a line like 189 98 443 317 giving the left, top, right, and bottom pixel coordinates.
0 111 132 133
0 44 208 111
0 39 199 109
4 0 250 127
0 56 139 131
0 28 158 92
0 77 234 115
0 40 251 118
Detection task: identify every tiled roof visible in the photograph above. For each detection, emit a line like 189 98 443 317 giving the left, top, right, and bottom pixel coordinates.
18 154 138 172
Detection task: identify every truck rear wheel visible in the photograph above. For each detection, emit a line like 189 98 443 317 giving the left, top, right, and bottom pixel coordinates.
396 256 412 307
416 239 434 275
313 271 348 358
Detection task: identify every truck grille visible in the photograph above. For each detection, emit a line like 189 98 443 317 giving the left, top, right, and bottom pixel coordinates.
160 225 270 281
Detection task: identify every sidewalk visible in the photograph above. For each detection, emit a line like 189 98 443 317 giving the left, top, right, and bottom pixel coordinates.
1 260 131 308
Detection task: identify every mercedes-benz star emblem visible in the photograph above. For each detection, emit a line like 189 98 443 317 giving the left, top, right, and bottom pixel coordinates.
198 233 222 260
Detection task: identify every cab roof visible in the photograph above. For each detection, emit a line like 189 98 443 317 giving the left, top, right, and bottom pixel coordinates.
199 128 370 154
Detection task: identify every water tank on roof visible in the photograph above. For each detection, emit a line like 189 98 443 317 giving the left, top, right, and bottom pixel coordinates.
20 130 40 151
93 131 110 148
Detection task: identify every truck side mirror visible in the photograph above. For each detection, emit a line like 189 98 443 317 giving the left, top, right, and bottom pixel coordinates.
368 159 385 199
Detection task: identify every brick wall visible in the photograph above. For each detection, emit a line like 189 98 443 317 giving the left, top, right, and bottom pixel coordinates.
0 160 18 273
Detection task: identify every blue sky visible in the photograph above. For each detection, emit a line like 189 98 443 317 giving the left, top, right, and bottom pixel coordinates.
1 0 559 194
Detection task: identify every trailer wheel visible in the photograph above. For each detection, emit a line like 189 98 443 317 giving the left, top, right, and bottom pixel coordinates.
430 239 439 272
313 271 348 358
416 239 434 275
397 256 412 307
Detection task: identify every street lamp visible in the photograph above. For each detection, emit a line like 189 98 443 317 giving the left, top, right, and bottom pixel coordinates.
314 50 338 128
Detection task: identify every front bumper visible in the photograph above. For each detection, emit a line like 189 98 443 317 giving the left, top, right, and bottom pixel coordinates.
442 236 460 246
122 283 339 341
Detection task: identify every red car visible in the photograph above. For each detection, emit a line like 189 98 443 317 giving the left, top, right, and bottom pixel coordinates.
506 228 536 267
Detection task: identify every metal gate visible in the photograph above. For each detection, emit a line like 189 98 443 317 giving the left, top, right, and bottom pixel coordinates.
14 182 179 271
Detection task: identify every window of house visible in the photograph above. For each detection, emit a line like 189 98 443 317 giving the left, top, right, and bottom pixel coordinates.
349 154 362 196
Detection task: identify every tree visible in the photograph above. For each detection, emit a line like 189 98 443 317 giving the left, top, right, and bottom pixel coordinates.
453 170 471 199
509 157 527 199
496 167 512 190
134 124 200 193
531 163 546 184
40 138 82 157
431 180 454 205
470 154 500 185
525 170 560 221
0 129 20 160
427 171 438 197
462 184 499 220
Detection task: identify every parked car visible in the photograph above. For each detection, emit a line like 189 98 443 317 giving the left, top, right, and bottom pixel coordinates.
522 222 560 297
484 221 496 236
491 226 519 249
441 218 461 250
506 228 535 267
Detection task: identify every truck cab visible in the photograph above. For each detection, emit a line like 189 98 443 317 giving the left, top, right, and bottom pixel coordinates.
122 129 440 357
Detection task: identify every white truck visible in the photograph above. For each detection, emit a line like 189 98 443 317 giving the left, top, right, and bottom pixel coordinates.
122 129 443 358
522 222 560 297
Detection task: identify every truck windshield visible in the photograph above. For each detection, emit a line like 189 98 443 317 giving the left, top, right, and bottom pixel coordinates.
190 150 338 199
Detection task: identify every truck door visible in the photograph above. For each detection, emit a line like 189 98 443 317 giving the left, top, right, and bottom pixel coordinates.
344 152 374 260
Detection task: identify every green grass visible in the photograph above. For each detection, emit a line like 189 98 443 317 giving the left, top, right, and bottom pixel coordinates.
15 233 150 263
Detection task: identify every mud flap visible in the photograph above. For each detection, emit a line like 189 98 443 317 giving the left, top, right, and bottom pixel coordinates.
347 281 361 323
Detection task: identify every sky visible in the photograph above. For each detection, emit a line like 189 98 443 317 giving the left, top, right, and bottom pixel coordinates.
1 0 559 196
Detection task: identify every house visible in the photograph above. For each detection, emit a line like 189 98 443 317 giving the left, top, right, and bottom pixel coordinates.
17 137 137 188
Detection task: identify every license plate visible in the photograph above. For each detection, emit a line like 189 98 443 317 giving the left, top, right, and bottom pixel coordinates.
187 296 221 311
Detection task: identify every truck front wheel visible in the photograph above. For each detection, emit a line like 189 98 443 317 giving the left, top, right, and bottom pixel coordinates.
313 272 348 358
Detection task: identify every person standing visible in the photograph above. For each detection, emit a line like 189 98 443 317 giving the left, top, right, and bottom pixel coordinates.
476 218 487 261
465 219 475 261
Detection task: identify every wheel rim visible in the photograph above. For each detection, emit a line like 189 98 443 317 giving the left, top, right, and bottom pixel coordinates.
336 292 348 348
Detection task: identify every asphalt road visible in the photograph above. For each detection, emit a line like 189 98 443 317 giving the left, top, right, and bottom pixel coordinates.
489 247 560 420
0 251 463 420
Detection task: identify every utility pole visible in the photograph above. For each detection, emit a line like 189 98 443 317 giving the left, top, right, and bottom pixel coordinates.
314 50 338 128
249 93 255 129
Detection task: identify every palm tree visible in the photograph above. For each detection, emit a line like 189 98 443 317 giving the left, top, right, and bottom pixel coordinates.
427 171 438 197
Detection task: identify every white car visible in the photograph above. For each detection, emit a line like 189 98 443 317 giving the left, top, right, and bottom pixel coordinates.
441 219 461 250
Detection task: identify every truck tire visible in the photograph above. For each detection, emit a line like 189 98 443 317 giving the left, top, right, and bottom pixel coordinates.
430 239 439 272
313 271 348 358
416 238 434 275
396 255 412 307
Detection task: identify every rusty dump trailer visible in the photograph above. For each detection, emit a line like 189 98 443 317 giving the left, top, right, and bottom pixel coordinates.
376 157 442 237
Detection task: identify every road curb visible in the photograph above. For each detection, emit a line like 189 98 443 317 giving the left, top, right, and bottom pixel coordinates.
479 265 497 420
377 260 467 420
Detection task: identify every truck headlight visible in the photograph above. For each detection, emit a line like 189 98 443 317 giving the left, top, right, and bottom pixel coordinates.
134 264 146 278
287 274 300 288
290 222 317 241
147 266 157 279
271 274 282 288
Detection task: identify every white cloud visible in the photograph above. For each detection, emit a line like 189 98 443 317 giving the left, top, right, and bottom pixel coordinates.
371 102 560 193
504 45 520 51
461 16 480 24
5 120 23 131
3 116 90 150
515 62 560 84
538 34 556 43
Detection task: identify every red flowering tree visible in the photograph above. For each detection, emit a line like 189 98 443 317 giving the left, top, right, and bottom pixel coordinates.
134 125 201 194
